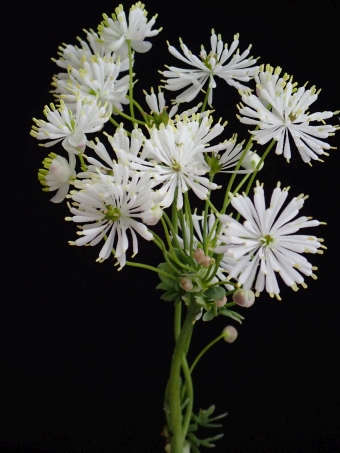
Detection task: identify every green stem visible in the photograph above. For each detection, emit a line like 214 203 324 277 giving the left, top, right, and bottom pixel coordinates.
178 208 189 252
127 40 135 120
190 332 227 375
181 355 194 442
112 106 146 126
125 260 178 281
78 153 87 172
109 116 123 131
200 85 211 113
184 192 194 259
168 297 200 453
132 98 149 124
171 189 179 236
161 212 189 264
243 139 276 197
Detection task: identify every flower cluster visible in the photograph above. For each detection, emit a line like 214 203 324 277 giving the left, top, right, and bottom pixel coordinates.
30 0 338 353
31 3 338 452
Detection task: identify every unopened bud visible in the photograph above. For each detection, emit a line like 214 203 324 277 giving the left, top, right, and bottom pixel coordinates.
232 288 255 308
223 325 238 343
241 151 264 171
193 248 206 264
216 295 227 308
200 256 215 267
142 205 163 225
180 277 193 292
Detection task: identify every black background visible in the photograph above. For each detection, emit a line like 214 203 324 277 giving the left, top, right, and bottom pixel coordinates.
2 0 340 452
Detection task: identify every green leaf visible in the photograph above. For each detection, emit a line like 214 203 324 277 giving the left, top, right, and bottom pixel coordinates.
218 308 244 323
161 288 180 301
157 262 177 286
156 281 173 291
202 309 215 322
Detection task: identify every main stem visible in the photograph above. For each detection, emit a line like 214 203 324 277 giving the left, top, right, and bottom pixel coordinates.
168 297 199 452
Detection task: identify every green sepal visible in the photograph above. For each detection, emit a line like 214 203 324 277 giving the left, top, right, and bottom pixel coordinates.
205 153 222 176
157 262 178 287
202 309 215 322
156 281 179 291
182 294 191 306
161 288 181 301
194 296 206 306
218 308 244 323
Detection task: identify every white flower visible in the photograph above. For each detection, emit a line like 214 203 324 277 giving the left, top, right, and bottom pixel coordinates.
67 164 156 268
38 152 76 203
215 181 325 299
52 28 130 72
212 134 262 174
52 56 130 116
119 114 228 210
30 99 109 154
237 64 338 163
84 125 146 175
98 2 161 55
161 30 258 106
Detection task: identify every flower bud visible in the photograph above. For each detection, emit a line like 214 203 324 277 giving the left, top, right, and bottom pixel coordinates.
241 151 264 171
201 256 215 267
180 277 193 292
142 205 163 225
193 248 206 264
223 325 238 343
216 295 227 308
232 288 255 308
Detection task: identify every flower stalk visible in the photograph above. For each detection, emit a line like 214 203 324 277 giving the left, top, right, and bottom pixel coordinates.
167 297 200 452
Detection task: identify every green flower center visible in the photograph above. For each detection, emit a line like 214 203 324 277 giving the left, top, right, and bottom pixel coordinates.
201 52 217 71
172 161 182 172
260 234 274 247
104 205 121 221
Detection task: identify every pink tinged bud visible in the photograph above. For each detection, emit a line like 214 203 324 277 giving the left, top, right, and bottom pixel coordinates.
180 277 193 292
201 256 215 267
193 248 206 264
223 325 238 343
232 288 255 308
216 295 227 308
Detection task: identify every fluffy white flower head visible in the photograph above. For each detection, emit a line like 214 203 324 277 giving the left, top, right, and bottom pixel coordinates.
215 181 325 299
120 113 229 209
162 30 258 106
68 164 156 268
52 56 130 116
237 64 338 163
30 99 109 154
98 2 161 55
52 28 130 73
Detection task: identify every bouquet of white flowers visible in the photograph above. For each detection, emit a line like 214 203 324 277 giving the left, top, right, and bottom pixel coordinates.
30 3 338 451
